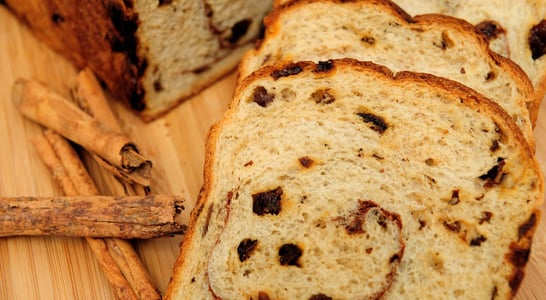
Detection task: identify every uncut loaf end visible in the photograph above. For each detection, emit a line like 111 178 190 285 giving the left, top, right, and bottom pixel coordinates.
3 0 272 121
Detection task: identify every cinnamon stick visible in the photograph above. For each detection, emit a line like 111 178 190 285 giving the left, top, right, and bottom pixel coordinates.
33 130 161 300
0 195 186 239
72 68 150 197
33 132 141 299
12 78 151 186
72 70 165 300
73 68 121 130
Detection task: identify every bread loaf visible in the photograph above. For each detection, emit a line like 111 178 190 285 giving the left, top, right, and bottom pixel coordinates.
2 0 272 120
390 0 546 123
164 59 544 299
239 0 536 147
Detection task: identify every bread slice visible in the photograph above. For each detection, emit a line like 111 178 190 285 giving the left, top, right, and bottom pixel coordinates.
2 0 272 120
390 0 546 123
164 59 544 299
238 0 536 147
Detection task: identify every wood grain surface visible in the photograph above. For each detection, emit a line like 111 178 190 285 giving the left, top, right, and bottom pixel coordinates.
0 6 545 299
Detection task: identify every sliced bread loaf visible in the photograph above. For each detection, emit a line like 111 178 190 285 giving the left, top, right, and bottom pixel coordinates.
391 0 546 123
2 0 272 120
165 59 544 299
238 0 536 147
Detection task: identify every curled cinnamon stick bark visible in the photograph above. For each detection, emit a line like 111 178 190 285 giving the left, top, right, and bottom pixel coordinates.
12 78 151 186
33 131 142 299
72 70 166 300
72 68 151 197
0 195 186 239
32 130 161 300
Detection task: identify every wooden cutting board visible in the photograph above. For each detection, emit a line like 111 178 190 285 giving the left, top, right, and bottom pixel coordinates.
0 6 544 299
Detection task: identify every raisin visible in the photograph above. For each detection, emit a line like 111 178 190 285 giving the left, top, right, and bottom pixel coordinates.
361 36 376 45
479 211 493 224
475 20 505 42
518 213 537 239
252 187 283 215
448 189 460 205
529 20 546 60
443 221 461 233
299 156 314 168
271 64 303 80
244 160 254 167
357 112 388 134
252 86 275 107
278 243 302 267
258 291 271 300
389 254 400 263
311 89 335 104
51 13 65 24
490 139 500 152
228 19 252 44
479 158 506 187
158 0 173 6
314 60 334 72
153 79 163 92
372 153 384 160
470 235 487 246
309 294 333 300
433 31 453 50
237 239 258 262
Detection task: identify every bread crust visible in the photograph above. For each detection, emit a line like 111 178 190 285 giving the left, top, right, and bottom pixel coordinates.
3 0 143 111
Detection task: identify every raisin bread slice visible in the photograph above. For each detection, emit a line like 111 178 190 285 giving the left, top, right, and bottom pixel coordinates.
3 0 272 120
238 0 536 147
391 0 546 123
165 59 544 299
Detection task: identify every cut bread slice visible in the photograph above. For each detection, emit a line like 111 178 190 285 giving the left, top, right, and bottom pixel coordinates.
239 0 536 147
391 0 546 123
164 59 544 299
